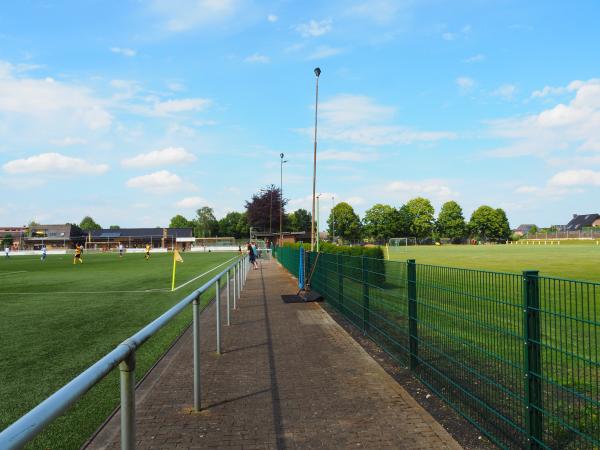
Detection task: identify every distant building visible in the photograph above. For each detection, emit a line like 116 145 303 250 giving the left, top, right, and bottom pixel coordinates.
88 227 194 250
25 224 85 249
513 224 537 237
565 214 600 231
0 226 27 249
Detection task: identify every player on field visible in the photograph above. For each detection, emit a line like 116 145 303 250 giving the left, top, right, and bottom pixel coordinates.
73 244 83 264
41 245 47 262
145 244 151 260
119 243 124 258
4 246 9 258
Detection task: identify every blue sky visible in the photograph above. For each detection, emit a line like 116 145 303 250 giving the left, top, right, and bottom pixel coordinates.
1 0 599 229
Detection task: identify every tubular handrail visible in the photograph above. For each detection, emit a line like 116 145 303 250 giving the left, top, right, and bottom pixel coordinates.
0 255 250 450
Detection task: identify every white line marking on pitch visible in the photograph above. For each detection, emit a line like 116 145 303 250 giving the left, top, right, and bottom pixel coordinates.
0 271 28 277
173 255 238 291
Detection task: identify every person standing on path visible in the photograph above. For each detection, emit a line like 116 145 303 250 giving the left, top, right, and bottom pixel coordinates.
247 242 258 270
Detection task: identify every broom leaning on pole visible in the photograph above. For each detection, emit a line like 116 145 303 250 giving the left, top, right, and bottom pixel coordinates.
171 248 184 291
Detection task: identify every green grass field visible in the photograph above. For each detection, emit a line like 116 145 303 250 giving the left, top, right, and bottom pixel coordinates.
0 251 237 450
387 243 600 282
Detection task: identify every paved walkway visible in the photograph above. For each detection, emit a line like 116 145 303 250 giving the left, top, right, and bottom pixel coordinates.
85 259 461 450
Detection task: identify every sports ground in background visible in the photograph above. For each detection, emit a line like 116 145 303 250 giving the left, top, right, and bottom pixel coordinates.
387 242 600 282
0 251 237 450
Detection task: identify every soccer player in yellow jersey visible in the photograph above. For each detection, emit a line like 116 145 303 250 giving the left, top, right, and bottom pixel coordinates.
73 244 83 264
145 244 151 260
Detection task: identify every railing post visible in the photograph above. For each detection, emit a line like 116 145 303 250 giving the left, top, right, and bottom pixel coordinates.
216 279 221 354
119 351 136 450
193 293 201 411
337 253 343 310
233 263 238 310
362 255 370 334
408 259 419 371
523 270 543 449
226 270 231 326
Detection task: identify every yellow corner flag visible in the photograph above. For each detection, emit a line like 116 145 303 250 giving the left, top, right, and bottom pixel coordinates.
171 249 184 291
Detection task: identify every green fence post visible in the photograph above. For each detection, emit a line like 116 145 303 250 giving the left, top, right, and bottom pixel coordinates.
408 259 419 371
362 255 370 334
523 270 543 449
337 253 344 310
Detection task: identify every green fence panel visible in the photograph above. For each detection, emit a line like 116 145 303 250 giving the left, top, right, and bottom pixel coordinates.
274 247 600 449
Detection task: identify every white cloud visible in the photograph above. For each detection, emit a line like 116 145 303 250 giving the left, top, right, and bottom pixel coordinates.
150 0 242 32
0 62 112 130
487 78 600 158
303 94 455 146
464 54 485 63
492 84 517 100
176 196 209 208
318 150 377 162
456 76 475 92
385 179 457 201
267 14 278 22
126 170 187 192
3 152 109 175
153 98 211 115
442 32 455 41
110 47 136 57
121 147 196 168
244 53 270 64
308 46 344 60
296 19 332 37
549 169 600 187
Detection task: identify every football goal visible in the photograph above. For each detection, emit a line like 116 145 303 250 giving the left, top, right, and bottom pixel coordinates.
385 237 417 260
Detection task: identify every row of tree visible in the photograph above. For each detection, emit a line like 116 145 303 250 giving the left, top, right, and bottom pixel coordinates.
327 198 511 242
73 187 511 243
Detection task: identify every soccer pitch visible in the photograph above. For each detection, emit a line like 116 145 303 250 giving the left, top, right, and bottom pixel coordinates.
387 243 600 282
0 251 237 450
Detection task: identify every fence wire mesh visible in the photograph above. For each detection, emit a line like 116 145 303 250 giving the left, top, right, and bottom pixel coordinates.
275 246 600 449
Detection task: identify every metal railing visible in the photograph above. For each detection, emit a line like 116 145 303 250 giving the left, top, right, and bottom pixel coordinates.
276 247 600 449
0 256 250 450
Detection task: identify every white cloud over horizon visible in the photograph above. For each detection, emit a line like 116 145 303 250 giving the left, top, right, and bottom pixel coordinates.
295 19 332 37
3 152 109 175
176 196 209 208
121 147 196 168
126 170 188 192
110 47 136 57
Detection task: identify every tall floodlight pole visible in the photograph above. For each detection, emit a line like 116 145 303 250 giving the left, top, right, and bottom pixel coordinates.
311 67 321 252
316 193 322 252
280 153 288 246
332 195 335 243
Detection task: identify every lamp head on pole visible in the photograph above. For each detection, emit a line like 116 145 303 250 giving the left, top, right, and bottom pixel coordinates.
280 152 284 159
314 67 321 77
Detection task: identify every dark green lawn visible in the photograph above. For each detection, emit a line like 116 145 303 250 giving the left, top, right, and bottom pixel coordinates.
0 251 237 449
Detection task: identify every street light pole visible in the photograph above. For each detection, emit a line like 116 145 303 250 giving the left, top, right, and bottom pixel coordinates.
311 67 321 252
280 153 288 246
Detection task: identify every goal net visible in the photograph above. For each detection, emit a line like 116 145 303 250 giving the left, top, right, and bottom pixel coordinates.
386 237 416 259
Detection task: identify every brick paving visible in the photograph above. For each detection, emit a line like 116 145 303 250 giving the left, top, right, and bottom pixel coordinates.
85 258 461 450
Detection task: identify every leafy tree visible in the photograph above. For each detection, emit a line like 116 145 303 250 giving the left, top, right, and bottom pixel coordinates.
362 204 409 242
109 225 120 230
436 201 467 239
245 185 286 233
2 234 13 248
28 220 40 227
495 208 511 241
79 216 101 231
327 202 361 242
287 209 312 232
169 214 193 229
194 207 218 237
405 197 435 238
218 212 250 238
528 225 538 235
469 206 511 241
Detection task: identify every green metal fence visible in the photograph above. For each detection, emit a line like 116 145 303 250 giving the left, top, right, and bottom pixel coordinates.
275 247 600 449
